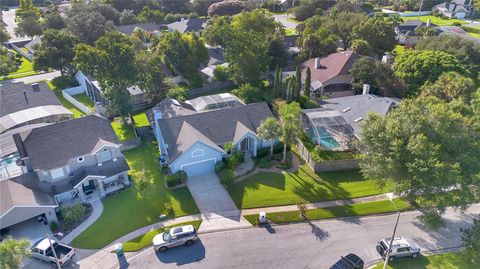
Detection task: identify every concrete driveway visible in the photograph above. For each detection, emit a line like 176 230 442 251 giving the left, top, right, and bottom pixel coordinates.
273 14 299 29
187 173 251 232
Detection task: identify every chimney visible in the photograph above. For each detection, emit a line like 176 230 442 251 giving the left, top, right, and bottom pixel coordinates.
23 90 29 104
314 57 321 69
362 84 370 95
31 83 40 92
426 19 431 27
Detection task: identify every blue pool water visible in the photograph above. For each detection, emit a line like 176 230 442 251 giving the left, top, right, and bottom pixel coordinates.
316 128 339 150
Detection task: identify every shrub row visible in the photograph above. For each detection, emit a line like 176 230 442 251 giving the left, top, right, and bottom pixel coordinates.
256 142 288 159
166 171 187 188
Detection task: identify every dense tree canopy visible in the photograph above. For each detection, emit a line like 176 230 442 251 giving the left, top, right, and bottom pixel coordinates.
416 35 480 76
74 32 138 117
421 71 477 102
0 48 17 76
359 96 480 217
157 31 208 84
208 0 246 17
67 3 115 44
192 0 221 16
43 12 66 30
33 29 79 76
15 16 42 39
353 15 396 55
393 50 466 95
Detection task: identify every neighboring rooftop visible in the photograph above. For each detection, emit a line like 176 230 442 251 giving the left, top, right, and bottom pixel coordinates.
24 35 42 53
320 94 399 138
167 18 207 33
115 23 164 36
158 102 274 163
207 46 226 66
301 50 360 88
16 115 120 170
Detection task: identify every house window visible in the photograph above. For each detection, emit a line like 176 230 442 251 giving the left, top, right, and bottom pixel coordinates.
191 148 204 157
77 157 85 163
97 149 112 163
50 168 65 179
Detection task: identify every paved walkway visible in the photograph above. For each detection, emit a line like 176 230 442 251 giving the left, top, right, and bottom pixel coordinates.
241 193 392 215
187 173 252 232
236 152 255 176
62 199 104 244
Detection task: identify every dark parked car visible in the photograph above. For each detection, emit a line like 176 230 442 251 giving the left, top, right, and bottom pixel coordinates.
329 253 364 269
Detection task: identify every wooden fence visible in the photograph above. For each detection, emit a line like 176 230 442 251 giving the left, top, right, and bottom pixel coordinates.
297 139 360 173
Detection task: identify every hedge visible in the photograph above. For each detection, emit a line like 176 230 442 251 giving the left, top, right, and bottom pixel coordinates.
257 142 288 159
166 171 187 187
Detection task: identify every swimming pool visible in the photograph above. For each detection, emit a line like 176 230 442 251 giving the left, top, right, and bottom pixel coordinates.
315 127 339 150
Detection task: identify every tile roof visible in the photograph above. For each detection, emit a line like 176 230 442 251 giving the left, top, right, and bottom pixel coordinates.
158 102 274 162
19 115 120 170
301 50 360 88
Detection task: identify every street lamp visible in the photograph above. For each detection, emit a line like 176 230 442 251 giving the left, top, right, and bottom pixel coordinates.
383 193 400 269
47 232 64 269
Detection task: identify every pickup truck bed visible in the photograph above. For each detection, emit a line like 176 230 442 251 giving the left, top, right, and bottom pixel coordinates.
46 244 73 258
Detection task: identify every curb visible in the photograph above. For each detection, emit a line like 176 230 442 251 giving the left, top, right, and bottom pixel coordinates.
364 246 464 269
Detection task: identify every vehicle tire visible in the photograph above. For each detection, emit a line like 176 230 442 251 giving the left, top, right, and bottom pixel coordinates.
389 256 395 262
412 253 419 258
159 246 168 253
185 240 194 247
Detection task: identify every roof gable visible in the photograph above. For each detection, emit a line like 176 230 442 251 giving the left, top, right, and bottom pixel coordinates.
302 50 360 85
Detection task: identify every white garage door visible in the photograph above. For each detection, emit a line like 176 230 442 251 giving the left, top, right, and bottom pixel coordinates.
182 159 216 178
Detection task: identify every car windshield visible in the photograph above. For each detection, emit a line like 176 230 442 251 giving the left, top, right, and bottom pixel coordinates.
163 231 173 242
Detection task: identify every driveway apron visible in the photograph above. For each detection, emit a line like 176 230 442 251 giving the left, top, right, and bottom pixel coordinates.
187 173 252 232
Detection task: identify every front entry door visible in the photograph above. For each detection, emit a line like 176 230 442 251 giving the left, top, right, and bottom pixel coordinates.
240 138 249 152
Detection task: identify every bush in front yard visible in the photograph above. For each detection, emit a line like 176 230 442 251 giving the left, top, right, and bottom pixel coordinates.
166 171 187 188
257 143 287 159
50 221 59 232
218 168 236 186
51 75 79 89
257 156 274 168
60 203 87 228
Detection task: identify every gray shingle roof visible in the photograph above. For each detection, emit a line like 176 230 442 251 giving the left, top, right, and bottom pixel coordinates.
115 23 164 35
0 82 62 117
167 18 207 33
320 94 399 138
19 115 120 170
158 102 274 162
1 175 56 216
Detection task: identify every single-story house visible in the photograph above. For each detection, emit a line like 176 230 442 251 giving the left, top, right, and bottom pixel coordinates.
0 82 73 134
167 18 207 34
1 115 130 230
153 97 275 177
74 71 151 113
302 93 399 150
301 50 361 98
201 47 228 81
433 0 474 19
395 20 438 45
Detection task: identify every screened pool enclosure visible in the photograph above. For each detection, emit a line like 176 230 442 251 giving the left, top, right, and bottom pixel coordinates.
302 108 354 151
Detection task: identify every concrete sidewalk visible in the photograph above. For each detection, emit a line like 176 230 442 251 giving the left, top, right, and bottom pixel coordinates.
241 193 392 215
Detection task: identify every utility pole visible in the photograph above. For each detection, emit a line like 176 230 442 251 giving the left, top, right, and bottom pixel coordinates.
383 194 400 269
47 234 62 269
418 0 425 20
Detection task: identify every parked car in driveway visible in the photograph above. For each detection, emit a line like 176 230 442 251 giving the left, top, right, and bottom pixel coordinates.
153 225 198 252
31 238 75 266
329 253 364 269
376 237 420 262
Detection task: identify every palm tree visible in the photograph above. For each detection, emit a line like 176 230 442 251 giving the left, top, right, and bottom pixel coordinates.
278 102 302 162
0 237 30 269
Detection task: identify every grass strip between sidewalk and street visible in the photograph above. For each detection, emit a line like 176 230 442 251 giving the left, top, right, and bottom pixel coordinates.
123 220 202 252
243 198 411 225
373 251 476 269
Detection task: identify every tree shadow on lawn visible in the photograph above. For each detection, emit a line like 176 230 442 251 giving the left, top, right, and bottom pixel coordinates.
289 171 352 203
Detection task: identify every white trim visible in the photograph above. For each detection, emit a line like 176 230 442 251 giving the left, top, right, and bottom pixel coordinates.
191 148 205 157
180 157 216 170
73 175 106 189
0 205 58 219
91 144 121 155
169 141 225 168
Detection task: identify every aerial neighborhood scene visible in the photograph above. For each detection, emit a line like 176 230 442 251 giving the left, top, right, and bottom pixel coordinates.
1 0 480 268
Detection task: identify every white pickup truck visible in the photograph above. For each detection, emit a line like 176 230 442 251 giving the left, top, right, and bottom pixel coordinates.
31 238 75 267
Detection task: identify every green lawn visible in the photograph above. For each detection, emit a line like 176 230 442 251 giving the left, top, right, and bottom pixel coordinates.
123 220 202 252
402 15 468 26
285 28 298 36
227 165 385 209
71 141 199 249
111 118 136 141
72 93 95 111
373 251 476 269
2 54 38 80
47 82 86 118
244 198 411 225
132 112 150 128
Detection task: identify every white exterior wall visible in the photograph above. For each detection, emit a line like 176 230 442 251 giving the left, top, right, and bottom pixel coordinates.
0 207 57 229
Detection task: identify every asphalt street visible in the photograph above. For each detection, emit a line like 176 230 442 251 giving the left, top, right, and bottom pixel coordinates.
125 204 480 269
1 7 29 42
